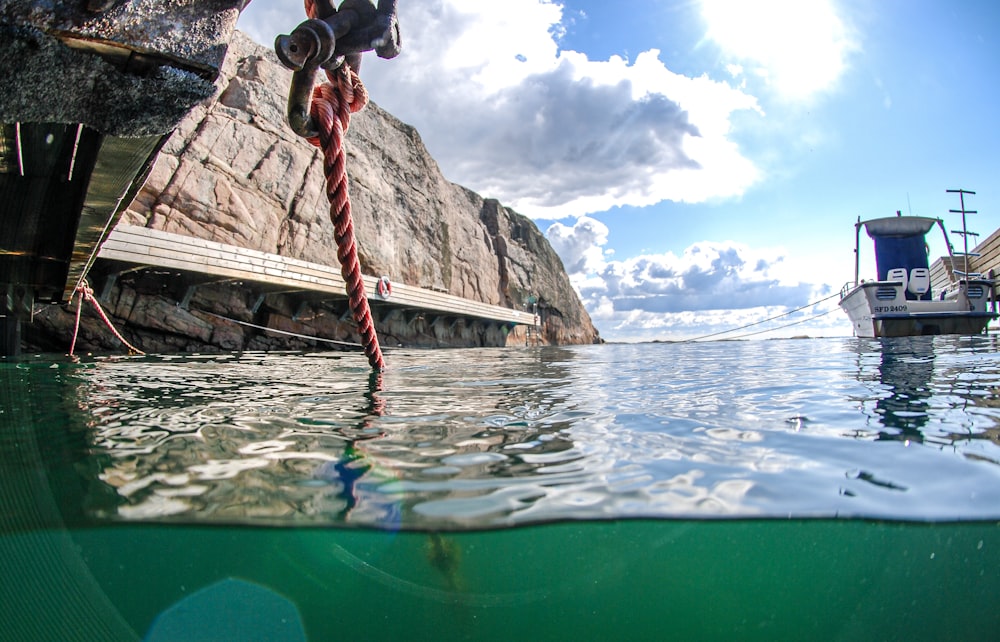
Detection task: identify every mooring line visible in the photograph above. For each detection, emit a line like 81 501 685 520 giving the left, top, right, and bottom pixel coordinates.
711 306 841 341
682 291 842 343
200 311 366 349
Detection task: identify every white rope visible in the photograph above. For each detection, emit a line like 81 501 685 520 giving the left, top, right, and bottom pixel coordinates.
683 291 842 343
200 311 366 349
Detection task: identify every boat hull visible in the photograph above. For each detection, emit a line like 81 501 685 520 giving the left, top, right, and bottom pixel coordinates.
840 281 996 338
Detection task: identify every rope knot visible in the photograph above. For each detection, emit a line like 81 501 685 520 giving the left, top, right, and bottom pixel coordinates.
305 65 369 149
69 280 145 357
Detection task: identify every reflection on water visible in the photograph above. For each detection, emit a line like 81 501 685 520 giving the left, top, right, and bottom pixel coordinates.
874 338 937 439
3 337 1000 531
852 336 1000 451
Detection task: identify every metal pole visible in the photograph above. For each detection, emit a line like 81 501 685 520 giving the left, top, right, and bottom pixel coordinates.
854 218 862 287
960 191 969 277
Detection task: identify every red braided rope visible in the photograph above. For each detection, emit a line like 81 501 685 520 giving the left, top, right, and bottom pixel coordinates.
69 282 145 357
300 1 384 370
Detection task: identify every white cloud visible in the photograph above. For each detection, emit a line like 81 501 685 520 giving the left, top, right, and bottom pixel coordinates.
590 241 814 313
239 0 763 219
700 0 857 101
546 216 608 274
545 217 848 341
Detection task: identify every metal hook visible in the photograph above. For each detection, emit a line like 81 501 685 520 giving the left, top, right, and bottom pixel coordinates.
275 0 401 138
275 18 339 137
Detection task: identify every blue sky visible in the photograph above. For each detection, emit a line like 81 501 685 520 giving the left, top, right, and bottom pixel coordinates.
238 1 1000 341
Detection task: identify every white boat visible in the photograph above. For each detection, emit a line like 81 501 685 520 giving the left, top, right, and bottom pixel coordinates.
839 190 997 338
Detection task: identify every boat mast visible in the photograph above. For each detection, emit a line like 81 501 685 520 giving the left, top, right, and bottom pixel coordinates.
853 216 862 287
947 188 979 279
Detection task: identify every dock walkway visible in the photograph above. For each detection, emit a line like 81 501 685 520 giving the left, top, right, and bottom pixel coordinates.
98 225 532 327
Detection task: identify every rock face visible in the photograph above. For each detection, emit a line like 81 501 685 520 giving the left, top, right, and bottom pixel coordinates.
26 31 601 353
0 0 246 136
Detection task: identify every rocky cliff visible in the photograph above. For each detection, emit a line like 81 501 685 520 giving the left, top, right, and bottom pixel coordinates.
26 31 601 353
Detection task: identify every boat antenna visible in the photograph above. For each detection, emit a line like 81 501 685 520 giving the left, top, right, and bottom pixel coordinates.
906 192 912 216
947 188 978 280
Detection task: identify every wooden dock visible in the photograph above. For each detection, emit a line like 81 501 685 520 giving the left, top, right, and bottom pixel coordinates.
930 226 1000 295
97 225 533 327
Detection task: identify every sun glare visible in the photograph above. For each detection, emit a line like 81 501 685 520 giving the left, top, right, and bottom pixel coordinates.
700 0 854 100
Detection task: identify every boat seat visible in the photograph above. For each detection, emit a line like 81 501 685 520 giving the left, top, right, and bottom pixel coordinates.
886 268 908 290
908 268 931 296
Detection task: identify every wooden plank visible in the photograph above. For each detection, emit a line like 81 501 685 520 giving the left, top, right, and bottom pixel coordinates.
928 222 1000 292
99 226 530 325
970 228 1000 278
930 257 955 293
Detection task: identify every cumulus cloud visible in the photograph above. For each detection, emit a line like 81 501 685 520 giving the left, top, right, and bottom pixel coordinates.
546 216 608 274
588 241 815 313
239 0 762 219
545 217 845 340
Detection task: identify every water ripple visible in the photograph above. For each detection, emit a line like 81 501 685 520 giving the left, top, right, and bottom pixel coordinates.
9 337 999 529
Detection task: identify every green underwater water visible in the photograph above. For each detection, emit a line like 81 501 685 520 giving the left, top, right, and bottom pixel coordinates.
3 519 998 641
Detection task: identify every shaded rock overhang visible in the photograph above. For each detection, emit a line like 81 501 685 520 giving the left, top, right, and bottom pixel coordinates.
0 1 248 354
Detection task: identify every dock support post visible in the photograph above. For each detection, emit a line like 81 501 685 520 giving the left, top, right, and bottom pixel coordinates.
1 286 32 358
0 311 21 358
98 273 119 303
179 285 197 310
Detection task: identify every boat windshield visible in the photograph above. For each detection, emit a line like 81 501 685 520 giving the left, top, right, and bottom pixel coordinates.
861 216 935 298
